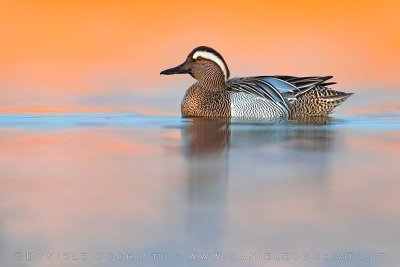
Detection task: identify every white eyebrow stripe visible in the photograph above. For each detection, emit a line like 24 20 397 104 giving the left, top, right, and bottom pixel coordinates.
193 51 228 81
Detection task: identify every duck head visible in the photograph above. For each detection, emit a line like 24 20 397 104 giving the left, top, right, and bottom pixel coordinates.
160 46 230 87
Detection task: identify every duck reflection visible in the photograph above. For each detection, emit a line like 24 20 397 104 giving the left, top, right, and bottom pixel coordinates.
182 118 231 157
180 116 339 250
182 116 338 156
181 118 230 250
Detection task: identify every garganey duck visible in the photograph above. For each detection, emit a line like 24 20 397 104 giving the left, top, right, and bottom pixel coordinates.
160 46 352 118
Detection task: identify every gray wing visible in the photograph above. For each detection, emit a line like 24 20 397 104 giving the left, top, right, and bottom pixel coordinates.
227 75 334 111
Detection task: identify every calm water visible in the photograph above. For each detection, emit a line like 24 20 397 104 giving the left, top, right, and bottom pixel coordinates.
1 113 400 267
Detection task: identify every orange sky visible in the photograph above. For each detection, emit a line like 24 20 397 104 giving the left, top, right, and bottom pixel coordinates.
0 0 399 113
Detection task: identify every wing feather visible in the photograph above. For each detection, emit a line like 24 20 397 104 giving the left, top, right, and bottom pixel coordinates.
227 75 334 111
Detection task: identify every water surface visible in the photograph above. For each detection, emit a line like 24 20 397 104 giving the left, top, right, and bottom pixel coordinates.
0 114 399 267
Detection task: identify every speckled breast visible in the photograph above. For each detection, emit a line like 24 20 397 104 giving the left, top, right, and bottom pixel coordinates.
181 86 231 117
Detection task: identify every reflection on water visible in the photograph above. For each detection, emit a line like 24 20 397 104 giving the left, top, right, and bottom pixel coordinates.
0 114 399 267
182 118 231 157
183 116 338 155
181 117 338 256
181 118 230 253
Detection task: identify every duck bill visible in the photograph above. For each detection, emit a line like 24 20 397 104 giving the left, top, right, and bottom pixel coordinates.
160 62 190 75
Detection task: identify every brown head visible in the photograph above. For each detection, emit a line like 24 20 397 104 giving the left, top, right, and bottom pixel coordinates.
160 46 230 90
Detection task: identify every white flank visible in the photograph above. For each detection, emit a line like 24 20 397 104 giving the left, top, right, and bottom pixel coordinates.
192 51 228 81
230 92 289 118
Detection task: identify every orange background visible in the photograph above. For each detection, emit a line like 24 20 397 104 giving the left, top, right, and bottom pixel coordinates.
0 0 399 113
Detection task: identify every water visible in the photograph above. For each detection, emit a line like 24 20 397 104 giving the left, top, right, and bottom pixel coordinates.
0 113 399 267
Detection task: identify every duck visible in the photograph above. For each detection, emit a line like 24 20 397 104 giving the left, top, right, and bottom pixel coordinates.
160 46 352 119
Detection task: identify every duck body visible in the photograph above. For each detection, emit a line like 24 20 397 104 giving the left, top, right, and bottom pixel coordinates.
181 82 288 118
161 46 352 119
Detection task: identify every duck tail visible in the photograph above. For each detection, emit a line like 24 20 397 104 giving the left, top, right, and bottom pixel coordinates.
290 85 353 118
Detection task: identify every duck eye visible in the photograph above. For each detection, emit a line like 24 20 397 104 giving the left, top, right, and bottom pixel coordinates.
196 57 203 61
